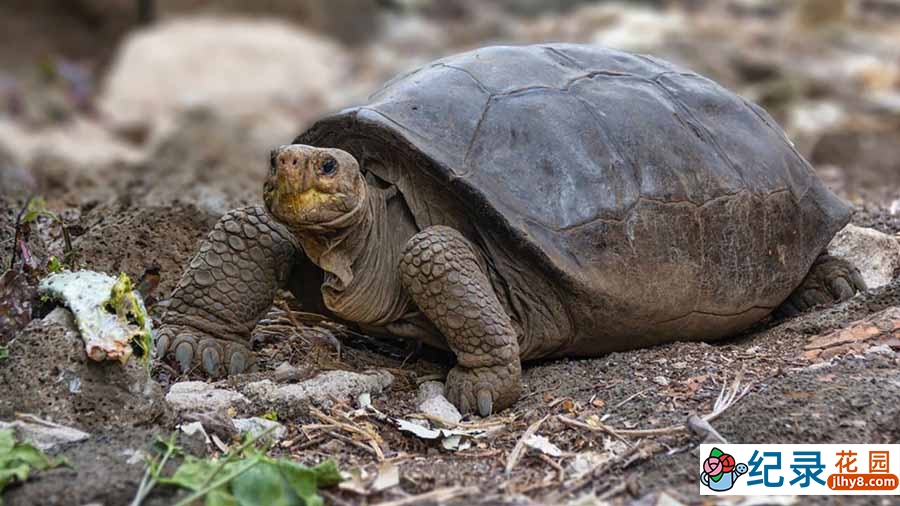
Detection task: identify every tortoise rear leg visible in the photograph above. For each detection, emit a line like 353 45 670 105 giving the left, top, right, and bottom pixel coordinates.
157 206 298 377
399 226 522 416
777 253 866 317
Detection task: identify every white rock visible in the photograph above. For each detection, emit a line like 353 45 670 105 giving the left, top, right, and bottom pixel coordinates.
0 419 90 452
0 118 142 171
232 417 286 441
99 17 349 138
589 4 686 52
864 344 895 356
416 381 462 426
165 381 250 414
828 224 900 289
242 370 393 408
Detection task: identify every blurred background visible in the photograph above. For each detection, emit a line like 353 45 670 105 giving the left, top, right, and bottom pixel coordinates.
1 0 899 293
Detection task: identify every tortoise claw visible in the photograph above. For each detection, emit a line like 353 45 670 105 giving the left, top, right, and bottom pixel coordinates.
201 346 222 377
229 351 247 376
174 340 194 373
155 332 171 359
160 326 255 378
477 389 493 417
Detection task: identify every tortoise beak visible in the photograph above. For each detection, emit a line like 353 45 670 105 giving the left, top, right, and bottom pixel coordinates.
270 145 314 193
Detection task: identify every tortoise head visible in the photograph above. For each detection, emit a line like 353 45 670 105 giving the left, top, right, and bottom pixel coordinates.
264 144 367 229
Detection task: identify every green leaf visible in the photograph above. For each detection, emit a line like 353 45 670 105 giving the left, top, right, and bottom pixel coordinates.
231 460 297 506
0 464 31 485
161 456 217 490
0 345 8 361
0 428 65 496
0 430 13 456
205 487 239 506
6 444 55 470
21 197 48 224
160 436 340 506
710 447 723 458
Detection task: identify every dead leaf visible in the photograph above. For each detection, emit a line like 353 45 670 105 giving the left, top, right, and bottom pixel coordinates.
371 461 400 492
524 434 563 457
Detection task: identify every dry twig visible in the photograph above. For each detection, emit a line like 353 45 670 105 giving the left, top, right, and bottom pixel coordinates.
310 407 384 461
557 371 751 438
505 415 548 474
372 486 479 506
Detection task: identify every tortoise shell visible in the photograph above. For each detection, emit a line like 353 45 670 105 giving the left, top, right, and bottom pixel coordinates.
296 44 850 358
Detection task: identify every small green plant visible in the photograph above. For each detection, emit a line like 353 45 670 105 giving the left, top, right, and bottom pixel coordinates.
131 428 341 506
46 256 62 274
261 411 279 422
0 428 67 503
19 197 74 268
106 273 154 368
0 345 7 361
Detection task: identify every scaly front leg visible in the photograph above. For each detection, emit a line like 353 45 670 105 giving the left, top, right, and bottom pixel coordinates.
157 205 298 376
399 226 522 416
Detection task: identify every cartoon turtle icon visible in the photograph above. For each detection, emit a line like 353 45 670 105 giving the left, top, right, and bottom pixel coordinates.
701 447 749 491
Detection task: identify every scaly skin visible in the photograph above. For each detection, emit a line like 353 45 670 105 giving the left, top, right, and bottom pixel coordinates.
399 226 522 416
778 253 866 317
156 205 297 376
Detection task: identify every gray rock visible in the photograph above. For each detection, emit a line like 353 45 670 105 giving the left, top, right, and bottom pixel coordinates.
165 381 250 414
828 224 900 289
242 370 393 415
0 308 170 430
0 418 90 452
273 361 308 383
416 381 462 425
232 417 287 441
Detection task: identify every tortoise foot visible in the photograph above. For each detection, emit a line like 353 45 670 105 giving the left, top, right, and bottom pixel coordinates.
778 254 866 317
157 325 256 377
446 361 521 417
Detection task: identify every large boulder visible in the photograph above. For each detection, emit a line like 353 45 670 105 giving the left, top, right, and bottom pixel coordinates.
98 17 349 139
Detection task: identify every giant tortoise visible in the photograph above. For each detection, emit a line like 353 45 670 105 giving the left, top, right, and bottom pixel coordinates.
157 44 863 415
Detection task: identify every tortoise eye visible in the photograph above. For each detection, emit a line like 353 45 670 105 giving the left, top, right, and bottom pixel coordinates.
320 158 338 176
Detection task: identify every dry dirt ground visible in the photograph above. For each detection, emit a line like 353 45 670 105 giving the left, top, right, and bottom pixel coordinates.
2 2 900 506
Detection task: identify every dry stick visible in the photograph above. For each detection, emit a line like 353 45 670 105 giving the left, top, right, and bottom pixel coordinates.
326 430 381 458
686 414 728 444
610 388 651 410
505 415 548 474
597 481 630 501
372 486 479 506
538 453 565 483
555 440 661 500
291 434 328 451
311 407 384 461
9 195 33 270
557 372 751 438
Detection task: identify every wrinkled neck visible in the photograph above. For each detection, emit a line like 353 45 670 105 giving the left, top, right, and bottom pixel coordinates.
292 191 375 290
294 187 413 325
